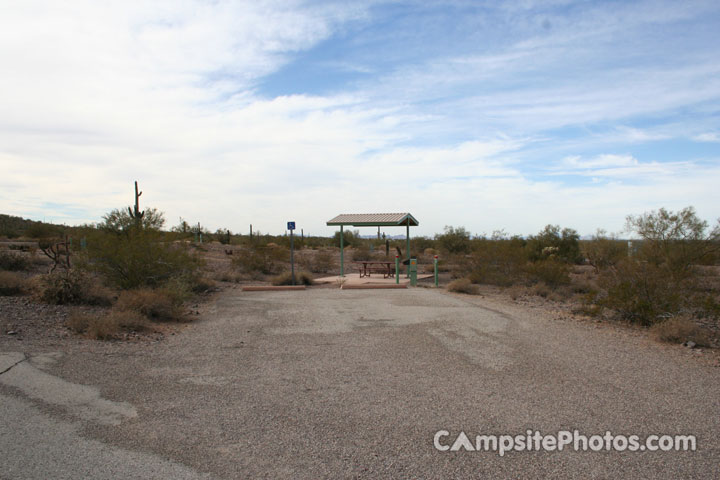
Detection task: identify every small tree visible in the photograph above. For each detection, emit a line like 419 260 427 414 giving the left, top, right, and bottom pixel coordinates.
101 207 165 233
83 208 201 290
435 226 472 254
625 206 720 274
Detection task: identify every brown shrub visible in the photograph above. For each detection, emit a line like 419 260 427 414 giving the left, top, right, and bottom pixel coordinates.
0 250 31 271
0 271 27 296
531 282 551 298
308 249 335 273
271 271 314 286
32 270 113 306
650 316 713 346
506 285 526 301
232 246 279 274
526 259 571 287
447 278 480 295
115 288 181 321
68 310 151 340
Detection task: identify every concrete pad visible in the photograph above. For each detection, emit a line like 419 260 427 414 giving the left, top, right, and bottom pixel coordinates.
314 273 433 286
242 285 306 291
340 284 408 289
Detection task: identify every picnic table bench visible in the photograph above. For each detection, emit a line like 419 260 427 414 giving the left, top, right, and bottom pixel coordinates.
351 261 396 278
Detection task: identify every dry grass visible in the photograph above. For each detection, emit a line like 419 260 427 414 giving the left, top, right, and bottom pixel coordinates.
0 271 27 296
67 310 150 340
650 315 713 346
271 270 314 286
447 278 480 295
115 288 182 321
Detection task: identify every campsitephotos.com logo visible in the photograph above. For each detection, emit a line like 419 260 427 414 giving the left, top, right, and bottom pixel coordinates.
434 430 697 456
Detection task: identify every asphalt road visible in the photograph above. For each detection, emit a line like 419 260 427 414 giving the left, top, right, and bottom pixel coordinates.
1 288 718 478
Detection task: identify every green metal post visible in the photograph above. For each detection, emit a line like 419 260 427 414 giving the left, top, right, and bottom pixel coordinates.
395 255 399 284
340 225 344 277
434 255 439 287
406 222 410 277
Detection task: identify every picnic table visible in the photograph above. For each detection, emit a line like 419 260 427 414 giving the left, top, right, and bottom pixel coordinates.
351 261 396 278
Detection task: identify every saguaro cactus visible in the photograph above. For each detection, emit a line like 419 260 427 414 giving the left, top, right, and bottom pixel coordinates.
128 181 144 225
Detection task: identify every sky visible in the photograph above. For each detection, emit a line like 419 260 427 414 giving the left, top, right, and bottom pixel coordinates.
1 0 719 238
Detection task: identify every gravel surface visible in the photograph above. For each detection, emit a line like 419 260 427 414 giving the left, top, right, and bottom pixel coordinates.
1 287 719 478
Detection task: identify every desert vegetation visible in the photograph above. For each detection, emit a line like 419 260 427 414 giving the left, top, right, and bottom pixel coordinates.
2 199 718 347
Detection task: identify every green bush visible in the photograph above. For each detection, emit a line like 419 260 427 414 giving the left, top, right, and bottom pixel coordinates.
435 226 472 254
590 207 720 326
526 225 582 264
83 225 202 290
597 260 687 326
526 258 571 287
468 237 527 287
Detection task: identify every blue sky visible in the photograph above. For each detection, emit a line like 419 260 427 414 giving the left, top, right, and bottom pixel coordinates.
1 0 719 237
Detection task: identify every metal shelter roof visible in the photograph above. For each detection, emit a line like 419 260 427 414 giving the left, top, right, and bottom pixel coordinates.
326 212 419 227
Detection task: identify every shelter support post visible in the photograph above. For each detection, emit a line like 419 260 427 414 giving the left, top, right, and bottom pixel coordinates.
406 222 410 277
340 225 344 277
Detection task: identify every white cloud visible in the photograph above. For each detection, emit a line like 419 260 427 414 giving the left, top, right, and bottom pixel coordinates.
693 132 720 142
1 1 719 237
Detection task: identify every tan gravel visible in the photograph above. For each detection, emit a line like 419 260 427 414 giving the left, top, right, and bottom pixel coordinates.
2 286 719 478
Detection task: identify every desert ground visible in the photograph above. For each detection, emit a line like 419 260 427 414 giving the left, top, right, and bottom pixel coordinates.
1 284 718 479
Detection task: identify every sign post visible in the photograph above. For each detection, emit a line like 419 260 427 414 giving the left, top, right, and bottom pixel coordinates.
287 221 296 285
434 255 439 287
395 255 400 285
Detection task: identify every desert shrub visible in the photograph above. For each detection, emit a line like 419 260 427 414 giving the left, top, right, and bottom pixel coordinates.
411 236 436 253
0 271 27 296
435 226 472 254
591 207 720 326
115 288 181 321
189 275 215 293
232 246 279 275
298 249 335 273
312 249 335 273
68 311 149 340
626 206 720 272
650 315 713 346
526 259 571 287
447 278 480 295
468 236 527 287
333 229 358 248
582 231 627 272
83 225 202 290
597 260 687 326
271 271 314 286
526 225 582 264
531 282 551 298
25 223 61 240
0 250 30 271
32 270 113 305
351 244 372 261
